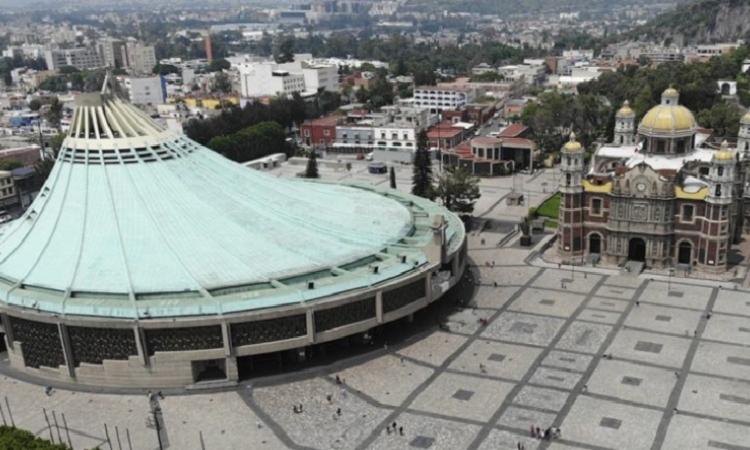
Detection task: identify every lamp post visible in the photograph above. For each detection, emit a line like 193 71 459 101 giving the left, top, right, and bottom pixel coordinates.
667 268 674 293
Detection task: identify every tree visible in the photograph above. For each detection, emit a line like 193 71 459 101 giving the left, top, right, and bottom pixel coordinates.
208 58 230 72
389 166 397 189
274 36 296 63
0 426 69 450
0 159 23 170
412 130 434 199
34 157 55 184
305 149 319 179
436 167 481 214
212 72 232 94
45 97 63 129
697 101 743 137
28 99 42 111
152 63 180 76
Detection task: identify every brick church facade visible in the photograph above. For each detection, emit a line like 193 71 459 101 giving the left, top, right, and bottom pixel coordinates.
558 88 750 273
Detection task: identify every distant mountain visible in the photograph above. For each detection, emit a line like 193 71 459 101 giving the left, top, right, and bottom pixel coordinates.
631 0 750 44
403 0 684 16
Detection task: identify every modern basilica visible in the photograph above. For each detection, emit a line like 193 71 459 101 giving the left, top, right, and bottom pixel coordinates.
558 87 750 273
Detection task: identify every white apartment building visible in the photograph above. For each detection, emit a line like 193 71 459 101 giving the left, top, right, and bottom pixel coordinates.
411 87 473 113
236 54 338 99
238 63 305 97
302 62 339 93
45 48 103 71
126 42 157 75
122 76 166 105
369 105 437 163
3 44 46 60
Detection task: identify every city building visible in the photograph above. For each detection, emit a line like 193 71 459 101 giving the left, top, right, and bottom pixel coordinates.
0 171 16 208
410 86 473 113
440 124 537 176
97 38 128 69
237 56 339 99
558 88 748 274
0 91 466 388
121 76 167 105
333 123 374 154
301 61 339 93
370 105 438 163
44 48 103 71
125 42 158 75
239 63 306 98
300 115 341 148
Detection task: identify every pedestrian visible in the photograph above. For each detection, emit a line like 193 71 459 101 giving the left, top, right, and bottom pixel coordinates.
392 421 397 430
479 363 486 374
292 405 298 414
544 427 552 440
44 386 52 396
326 394 332 403
535 427 541 439
336 408 341 416
335 375 342 384
157 391 164 400
399 426 404 436
299 404 304 413
386 425 392 435
147 390 153 400
529 425 535 438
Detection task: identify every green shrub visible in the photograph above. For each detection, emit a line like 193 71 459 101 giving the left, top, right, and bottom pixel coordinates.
0 426 70 449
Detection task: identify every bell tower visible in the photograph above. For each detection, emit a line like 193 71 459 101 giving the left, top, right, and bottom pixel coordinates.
558 132 585 260
614 100 635 146
699 142 735 272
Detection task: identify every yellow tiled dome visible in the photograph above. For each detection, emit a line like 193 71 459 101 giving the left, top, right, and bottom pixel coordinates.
616 100 635 118
562 132 583 152
639 104 696 133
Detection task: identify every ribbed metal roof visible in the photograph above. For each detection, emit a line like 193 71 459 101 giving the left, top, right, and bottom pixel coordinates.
0 93 463 318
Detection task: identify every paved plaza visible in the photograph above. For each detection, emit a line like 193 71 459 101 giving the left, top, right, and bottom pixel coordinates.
1 166 749 449
2 234 750 450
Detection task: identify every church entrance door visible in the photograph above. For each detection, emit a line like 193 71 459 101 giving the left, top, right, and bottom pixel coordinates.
678 241 692 265
589 234 601 255
628 238 646 262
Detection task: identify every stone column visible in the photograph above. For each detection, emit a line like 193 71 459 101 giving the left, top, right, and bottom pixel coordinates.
57 323 75 379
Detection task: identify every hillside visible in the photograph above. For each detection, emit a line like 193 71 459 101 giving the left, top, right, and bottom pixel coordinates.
632 0 750 44
403 0 685 16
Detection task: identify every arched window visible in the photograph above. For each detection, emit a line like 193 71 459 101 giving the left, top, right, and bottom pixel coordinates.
566 173 571 186
566 156 571 165
716 185 722 196
718 166 724 176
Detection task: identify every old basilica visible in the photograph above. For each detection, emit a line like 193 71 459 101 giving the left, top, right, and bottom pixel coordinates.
557 87 750 273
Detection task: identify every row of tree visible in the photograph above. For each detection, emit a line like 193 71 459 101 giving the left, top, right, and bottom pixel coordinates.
207 121 293 163
184 91 341 147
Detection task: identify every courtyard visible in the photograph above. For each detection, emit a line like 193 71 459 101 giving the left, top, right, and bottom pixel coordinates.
2 223 749 450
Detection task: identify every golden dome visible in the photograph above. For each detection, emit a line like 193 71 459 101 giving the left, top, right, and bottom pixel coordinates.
714 150 735 161
563 131 583 152
616 100 635 118
662 86 679 99
741 111 750 124
639 104 696 133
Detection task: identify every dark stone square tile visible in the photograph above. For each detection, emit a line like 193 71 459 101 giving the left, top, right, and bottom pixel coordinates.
410 435 435 448
452 389 474 401
600 417 622 429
